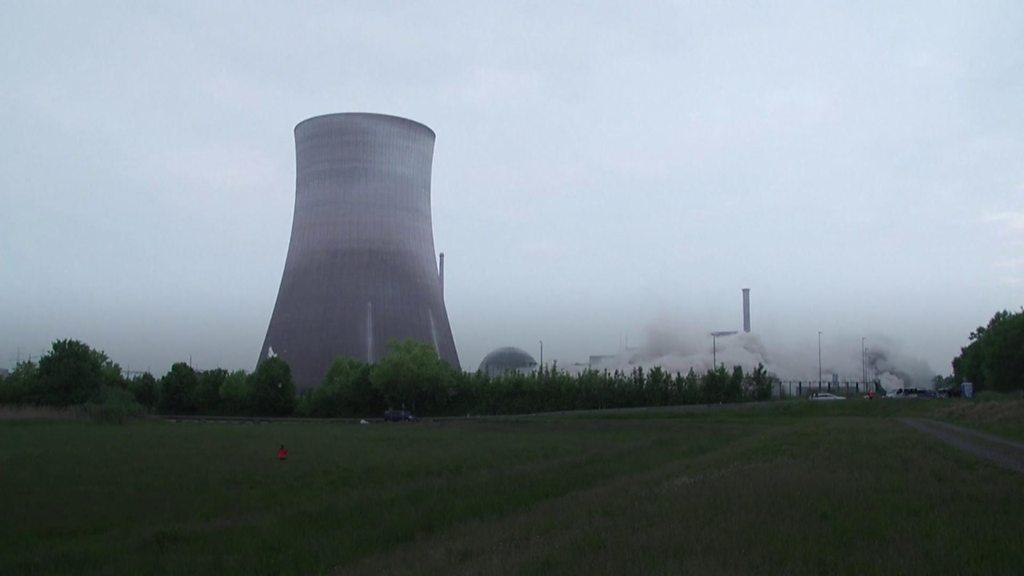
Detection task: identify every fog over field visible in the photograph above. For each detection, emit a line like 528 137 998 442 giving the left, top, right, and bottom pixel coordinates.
1 2 1021 377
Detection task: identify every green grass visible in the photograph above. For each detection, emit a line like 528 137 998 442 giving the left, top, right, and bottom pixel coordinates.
2 400 1023 575
929 394 1024 442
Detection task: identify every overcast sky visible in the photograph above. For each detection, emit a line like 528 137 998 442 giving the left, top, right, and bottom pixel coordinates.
2 1 1021 377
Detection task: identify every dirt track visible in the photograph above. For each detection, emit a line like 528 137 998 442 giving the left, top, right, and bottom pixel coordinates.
900 418 1024 474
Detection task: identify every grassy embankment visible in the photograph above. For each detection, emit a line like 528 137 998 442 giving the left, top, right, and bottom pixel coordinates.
2 399 1023 575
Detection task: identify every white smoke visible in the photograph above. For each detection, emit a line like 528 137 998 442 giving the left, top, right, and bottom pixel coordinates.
863 337 935 391
586 320 935 391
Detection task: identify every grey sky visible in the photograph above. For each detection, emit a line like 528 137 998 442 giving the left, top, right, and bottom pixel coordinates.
2 1 1021 377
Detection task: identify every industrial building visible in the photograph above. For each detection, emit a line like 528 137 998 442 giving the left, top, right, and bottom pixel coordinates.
478 347 538 378
260 113 460 390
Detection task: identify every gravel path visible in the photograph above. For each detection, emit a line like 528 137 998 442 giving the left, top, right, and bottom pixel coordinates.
899 418 1024 474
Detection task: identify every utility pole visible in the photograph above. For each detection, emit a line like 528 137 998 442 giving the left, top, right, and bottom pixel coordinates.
539 340 543 369
817 331 822 386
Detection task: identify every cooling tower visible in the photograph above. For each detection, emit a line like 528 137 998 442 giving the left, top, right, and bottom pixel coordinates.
260 113 460 390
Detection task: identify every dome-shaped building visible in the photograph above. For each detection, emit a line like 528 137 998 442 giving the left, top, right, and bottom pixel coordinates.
478 347 538 378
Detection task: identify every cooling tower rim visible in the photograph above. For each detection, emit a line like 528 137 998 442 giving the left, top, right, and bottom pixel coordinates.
294 112 435 137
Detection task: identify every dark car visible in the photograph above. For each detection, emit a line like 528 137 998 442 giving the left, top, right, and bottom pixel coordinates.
891 388 937 399
384 409 416 422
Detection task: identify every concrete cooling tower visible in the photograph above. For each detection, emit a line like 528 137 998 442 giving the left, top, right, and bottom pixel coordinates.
260 113 460 390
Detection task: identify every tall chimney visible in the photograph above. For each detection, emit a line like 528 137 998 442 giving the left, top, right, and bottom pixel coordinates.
742 288 751 333
439 252 445 299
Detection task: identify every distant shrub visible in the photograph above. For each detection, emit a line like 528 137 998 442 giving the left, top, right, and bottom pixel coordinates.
82 386 145 424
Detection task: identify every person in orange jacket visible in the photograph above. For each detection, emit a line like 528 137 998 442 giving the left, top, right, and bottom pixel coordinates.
277 444 288 461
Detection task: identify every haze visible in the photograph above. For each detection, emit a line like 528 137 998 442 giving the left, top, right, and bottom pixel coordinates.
2 1 1022 378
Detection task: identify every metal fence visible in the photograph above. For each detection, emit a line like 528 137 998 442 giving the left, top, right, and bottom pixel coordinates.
774 380 882 398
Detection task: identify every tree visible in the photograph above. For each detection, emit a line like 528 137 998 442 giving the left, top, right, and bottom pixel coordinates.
36 339 107 405
701 366 729 403
371 340 453 412
249 357 296 416
160 363 199 414
979 312 1024 392
128 372 159 411
725 366 745 402
0 361 38 404
309 357 378 416
745 363 775 400
953 309 1024 392
95 350 125 390
219 370 252 415
193 369 227 414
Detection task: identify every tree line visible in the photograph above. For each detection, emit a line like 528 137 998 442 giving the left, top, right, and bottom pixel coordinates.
0 338 779 419
952 309 1024 392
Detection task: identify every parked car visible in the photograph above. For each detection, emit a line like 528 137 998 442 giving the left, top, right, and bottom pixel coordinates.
808 392 845 401
383 409 416 422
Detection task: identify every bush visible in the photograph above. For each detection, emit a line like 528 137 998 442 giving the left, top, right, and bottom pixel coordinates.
82 386 145 424
249 357 296 416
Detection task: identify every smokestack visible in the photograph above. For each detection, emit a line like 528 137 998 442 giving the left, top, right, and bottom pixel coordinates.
742 288 750 333
439 252 445 299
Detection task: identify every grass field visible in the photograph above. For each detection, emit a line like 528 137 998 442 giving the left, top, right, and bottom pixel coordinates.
3 400 1023 575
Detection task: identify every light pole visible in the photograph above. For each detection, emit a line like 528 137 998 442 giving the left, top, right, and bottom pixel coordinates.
817 331 822 386
539 340 543 369
861 337 867 386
